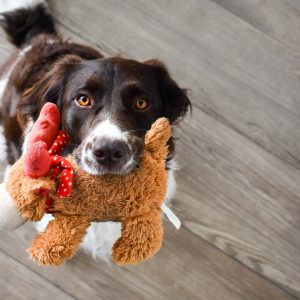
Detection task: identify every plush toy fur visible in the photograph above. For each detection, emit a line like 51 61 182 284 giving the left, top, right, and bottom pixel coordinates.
6 104 171 266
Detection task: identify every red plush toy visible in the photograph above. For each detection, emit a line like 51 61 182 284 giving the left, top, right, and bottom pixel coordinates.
23 103 74 201
24 103 60 178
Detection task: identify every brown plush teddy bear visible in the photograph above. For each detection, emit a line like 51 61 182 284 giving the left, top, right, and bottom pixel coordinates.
5 103 172 266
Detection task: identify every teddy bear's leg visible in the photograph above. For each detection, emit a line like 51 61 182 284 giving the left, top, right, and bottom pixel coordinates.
0 182 26 232
28 214 91 266
112 210 163 266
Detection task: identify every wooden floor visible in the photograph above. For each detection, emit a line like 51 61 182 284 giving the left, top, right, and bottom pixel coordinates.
1 0 300 299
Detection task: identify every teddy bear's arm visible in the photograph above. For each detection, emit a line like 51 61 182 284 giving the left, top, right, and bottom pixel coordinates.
28 214 91 266
6 157 55 222
20 176 55 221
112 209 163 266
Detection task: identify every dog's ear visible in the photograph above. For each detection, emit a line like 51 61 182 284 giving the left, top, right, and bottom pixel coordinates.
144 59 191 124
17 55 83 124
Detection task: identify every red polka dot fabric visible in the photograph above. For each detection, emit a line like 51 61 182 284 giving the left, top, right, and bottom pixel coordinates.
48 131 74 198
40 130 74 211
48 130 69 156
50 155 74 198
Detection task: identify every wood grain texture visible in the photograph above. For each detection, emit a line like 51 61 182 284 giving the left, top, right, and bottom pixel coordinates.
48 0 300 170
209 0 300 52
0 223 296 300
0 250 74 300
175 107 300 297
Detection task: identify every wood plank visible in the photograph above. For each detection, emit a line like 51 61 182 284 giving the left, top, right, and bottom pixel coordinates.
0 222 295 300
209 0 300 52
130 0 300 112
288 0 300 12
48 0 300 170
173 106 300 297
0 249 74 300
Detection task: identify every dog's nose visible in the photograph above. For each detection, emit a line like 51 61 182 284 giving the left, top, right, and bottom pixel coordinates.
92 140 130 167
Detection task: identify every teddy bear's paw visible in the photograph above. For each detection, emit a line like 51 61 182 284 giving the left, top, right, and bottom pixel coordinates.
20 198 45 222
19 177 55 221
112 238 156 266
22 175 54 194
27 244 71 266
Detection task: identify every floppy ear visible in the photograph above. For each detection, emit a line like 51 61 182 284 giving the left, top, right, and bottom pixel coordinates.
17 55 83 127
144 59 191 124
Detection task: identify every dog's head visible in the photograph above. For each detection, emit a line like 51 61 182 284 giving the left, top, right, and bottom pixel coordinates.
19 55 191 175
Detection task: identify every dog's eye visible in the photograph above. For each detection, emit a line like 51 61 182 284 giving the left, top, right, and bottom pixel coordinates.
134 98 150 111
75 94 92 107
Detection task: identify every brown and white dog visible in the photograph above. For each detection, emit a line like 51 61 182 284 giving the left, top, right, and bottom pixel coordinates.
0 0 190 262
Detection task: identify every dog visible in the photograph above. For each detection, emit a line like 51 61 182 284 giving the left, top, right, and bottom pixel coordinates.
0 0 191 262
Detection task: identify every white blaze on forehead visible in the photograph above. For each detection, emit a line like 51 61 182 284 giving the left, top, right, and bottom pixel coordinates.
91 120 127 141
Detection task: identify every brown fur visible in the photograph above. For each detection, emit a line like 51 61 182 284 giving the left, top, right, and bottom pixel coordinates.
1 34 102 164
6 118 170 266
